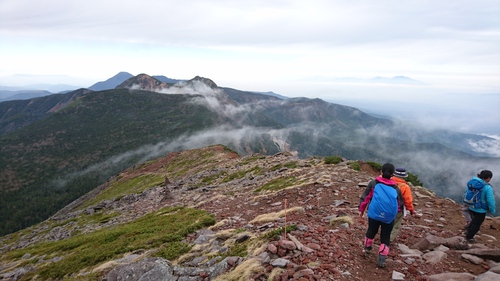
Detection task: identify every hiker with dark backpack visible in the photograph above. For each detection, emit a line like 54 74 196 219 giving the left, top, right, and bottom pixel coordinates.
463 170 496 243
359 163 400 268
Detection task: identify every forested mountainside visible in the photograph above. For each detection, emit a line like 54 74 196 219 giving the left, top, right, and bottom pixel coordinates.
0 74 498 236
0 145 498 280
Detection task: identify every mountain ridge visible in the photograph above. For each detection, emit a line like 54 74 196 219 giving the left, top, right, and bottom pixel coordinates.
0 145 498 280
0 73 498 237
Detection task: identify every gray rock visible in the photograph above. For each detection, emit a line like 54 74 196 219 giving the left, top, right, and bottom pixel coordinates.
177 277 200 281
338 223 350 229
271 258 290 267
392 270 405 280
427 272 475 281
434 245 450 252
462 248 500 261
235 233 250 243
398 243 423 255
173 265 204 277
461 253 484 265
297 224 309 231
184 256 206 267
105 258 174 281
193 230 215 244
413 235 468 251
208 257 230 279
489 264 500 274
257 251 270 264
1 266 34 281
422 251 447 264
475 271 500 281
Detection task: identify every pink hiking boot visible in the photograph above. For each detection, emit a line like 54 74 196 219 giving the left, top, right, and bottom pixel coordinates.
377 244 389 267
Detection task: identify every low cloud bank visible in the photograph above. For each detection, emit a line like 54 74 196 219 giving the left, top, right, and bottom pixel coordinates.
471 134 500 157
50 125 280 188
51 121 500 215
53 84 500 214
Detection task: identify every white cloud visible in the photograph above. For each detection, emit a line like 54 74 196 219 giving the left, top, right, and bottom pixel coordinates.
0 0 498 134
468 136 500 157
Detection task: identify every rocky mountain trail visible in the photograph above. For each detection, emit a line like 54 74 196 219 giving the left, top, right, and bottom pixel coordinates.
1 146 499 280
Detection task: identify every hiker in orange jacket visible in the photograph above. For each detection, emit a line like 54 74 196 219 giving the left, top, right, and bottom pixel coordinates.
390 167 415 242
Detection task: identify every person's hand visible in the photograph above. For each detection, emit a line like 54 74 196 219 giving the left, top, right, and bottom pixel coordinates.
359 211 364 218
411 211 421 218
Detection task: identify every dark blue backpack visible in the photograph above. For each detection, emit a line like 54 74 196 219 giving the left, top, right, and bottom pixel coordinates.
462 178 485 209
367 183 398 224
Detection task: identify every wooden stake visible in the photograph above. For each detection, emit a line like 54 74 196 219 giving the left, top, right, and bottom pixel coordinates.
284 199 287 240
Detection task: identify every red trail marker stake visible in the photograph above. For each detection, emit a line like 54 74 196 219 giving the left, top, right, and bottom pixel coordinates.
284 199 287 240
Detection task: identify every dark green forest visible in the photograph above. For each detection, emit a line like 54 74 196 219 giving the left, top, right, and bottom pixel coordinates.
0 89 220 235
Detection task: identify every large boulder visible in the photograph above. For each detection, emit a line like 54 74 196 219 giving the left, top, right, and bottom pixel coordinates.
104 258 174 281
427 272 474 281
413 235 468 251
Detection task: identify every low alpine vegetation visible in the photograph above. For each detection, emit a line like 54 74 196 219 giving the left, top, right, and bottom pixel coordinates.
2 207 215 280
324 155 343 165
349 161 361 171
254 176 300 192
79 173 164 210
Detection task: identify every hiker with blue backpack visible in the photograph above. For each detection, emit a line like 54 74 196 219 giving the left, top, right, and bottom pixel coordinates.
463 170 496 243
359 163 400 268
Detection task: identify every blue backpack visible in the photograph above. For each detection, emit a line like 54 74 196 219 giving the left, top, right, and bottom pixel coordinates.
462 178 486 209
367 183 399 224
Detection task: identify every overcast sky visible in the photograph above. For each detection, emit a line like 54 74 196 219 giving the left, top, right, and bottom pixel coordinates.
1 0 499 133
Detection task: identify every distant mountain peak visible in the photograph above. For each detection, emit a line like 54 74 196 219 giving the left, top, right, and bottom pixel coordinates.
87 72 219 93
88 72 134 91
116 74 169 91
113 74 220 93
189 76 218 89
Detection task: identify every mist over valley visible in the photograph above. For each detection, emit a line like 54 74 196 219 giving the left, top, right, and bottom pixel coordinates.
0 73 499 236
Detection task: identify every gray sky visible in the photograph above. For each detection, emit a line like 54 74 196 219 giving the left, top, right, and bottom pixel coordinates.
1 0 499 133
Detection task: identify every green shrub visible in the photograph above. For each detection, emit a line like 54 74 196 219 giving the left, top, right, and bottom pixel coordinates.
269 164 283 171
349 162 361 171
202 171 227 184
226 242 248 257
407 172 424 187
155 241 193 260
255 176 299 192
283 161 298 169
324 156 342 165
239 155 266 166
261 225 297 240
367 161 382 171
